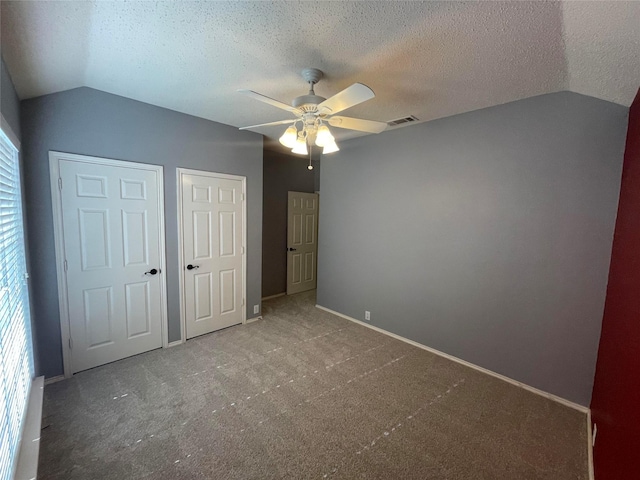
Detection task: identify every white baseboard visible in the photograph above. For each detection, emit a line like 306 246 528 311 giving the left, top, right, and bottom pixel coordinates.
262 293 286 301
246 316 262 324
44 375 65 385
316 304 589 414
15 376 44 480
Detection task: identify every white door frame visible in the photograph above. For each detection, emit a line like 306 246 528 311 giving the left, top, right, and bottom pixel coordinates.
176 168 247 341
49 151 169 378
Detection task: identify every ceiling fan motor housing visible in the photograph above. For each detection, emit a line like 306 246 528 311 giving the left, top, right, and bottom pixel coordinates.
292 94 326 110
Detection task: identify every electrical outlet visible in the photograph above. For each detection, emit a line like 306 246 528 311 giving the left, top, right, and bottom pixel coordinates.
253 304 260 315
364 311 371 321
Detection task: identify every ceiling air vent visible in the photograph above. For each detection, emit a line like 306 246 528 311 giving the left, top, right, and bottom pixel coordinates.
386 115 419 128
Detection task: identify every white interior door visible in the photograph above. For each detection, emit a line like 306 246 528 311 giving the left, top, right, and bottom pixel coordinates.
287 191 319 295
52 153 166 374
179 170 245 339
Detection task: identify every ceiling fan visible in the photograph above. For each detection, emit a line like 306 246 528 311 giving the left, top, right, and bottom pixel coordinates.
238 68 386 156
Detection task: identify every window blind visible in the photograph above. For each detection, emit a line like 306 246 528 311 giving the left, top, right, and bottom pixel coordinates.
0 127 33 480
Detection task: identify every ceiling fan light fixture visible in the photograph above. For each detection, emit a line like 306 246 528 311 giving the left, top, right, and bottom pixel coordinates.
315 125 334 147
322 140 339 154
279 125 298 148
292 136 308 155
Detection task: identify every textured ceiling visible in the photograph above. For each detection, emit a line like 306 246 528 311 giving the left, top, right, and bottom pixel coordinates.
1 1 639 147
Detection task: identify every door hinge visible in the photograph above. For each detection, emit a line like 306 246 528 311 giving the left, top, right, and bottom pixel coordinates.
241 246 245 255
242 298 245 306
64 260 68 272
241 193 245 201
68 337 73 350
58 177 63 190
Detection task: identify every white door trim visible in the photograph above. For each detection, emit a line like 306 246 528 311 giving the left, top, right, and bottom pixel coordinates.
49 151 169 378
176 168 247 342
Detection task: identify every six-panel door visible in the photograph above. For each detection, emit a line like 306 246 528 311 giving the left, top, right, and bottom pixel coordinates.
287 191 319 295
181 173 244 338
59 159 164 373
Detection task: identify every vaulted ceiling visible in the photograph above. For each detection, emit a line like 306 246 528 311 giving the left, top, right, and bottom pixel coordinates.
2 1 638 145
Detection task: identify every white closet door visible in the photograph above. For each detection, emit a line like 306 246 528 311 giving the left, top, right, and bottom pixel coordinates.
180 171 244 339
56 156 165 373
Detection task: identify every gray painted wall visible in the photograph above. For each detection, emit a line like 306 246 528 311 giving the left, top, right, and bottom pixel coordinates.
20 87 263 378
262 149 316 297
317 91 628 406
1 56 21 138
1 56 41 373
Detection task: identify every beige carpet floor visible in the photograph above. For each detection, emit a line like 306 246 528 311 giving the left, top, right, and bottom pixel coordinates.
38 291 589 479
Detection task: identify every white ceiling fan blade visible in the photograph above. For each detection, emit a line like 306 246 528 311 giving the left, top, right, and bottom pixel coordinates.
317 83 375 115
328 116 387 134
239 119 296 130
237 89 300 114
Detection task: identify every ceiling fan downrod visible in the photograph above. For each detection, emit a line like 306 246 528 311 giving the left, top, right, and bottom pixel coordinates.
292 68 327 110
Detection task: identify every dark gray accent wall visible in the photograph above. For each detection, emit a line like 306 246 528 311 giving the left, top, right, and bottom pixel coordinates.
262 149 316 297
313 157 321 193
317 91 628 406
21 87 263 378
1 56 21 138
